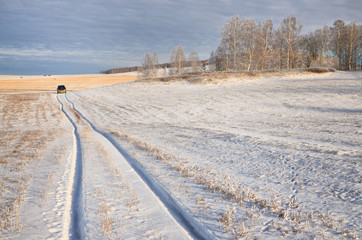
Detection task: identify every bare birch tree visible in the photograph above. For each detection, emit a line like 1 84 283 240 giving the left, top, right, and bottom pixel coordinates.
240 18 257 71
214 43 228 71
142 52 154 77
176 46 186 74
170 46 186 75
189 51 200 72
222 15 242 70
301 32 319 67
272 27 285 69
280 15 302 69
316 26 331 66
332 19 345 69
345 22 360 70
255 19 273 70
169 48 177 75
152 52 159 75
141 51 159 77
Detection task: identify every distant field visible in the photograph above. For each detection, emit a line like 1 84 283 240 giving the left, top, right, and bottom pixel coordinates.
0 73 138 91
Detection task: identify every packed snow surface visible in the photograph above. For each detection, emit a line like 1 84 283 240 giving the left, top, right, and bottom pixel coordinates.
1 71 361 239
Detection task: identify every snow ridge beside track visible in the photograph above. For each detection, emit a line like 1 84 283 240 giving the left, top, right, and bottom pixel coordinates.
57 94 83 240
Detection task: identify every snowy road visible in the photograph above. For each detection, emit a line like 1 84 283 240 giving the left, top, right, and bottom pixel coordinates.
56 94 208 239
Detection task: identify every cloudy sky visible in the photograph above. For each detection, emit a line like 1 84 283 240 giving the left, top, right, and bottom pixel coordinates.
0 0 360 75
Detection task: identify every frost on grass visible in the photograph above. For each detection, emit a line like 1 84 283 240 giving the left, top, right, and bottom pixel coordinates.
109 130 359 239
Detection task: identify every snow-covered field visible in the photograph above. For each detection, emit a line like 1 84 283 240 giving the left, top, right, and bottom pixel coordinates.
1 71 361 239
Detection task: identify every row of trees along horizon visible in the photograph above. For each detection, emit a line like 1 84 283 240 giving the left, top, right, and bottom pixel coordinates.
101 15 361 76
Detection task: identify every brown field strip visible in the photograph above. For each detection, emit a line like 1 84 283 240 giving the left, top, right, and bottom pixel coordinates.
0 74 137 91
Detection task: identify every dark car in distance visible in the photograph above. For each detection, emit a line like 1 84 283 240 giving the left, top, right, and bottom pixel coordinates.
57 85 66 94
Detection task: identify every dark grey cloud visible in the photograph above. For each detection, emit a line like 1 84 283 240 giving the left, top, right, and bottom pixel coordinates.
0 0 360 74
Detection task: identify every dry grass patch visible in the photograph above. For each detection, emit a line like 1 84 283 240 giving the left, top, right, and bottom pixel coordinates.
0 130 49 232
1 94 39 127
0 74 137 91
0 93 65 129
0 129 61 232
96 190 115 238
0 92 67 234
138 68 335 84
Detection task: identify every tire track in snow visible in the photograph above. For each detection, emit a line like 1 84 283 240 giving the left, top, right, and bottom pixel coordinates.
57 94 83 240
64 94 216 240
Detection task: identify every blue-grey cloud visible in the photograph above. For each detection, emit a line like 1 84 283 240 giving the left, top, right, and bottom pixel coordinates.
0 0 360 74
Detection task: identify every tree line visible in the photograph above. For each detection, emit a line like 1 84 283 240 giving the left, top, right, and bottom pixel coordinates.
211 15 361 72
136 15 361 77
141 47 207 77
